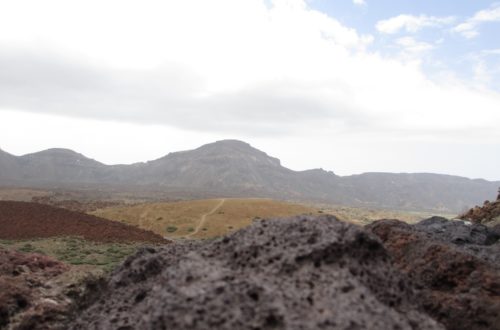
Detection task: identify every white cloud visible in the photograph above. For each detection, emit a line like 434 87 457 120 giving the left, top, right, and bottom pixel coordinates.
353 0 366 6
395 37 434 55
376 14 455 34
453 4 500 38
0 0 499 179
481 49 500 56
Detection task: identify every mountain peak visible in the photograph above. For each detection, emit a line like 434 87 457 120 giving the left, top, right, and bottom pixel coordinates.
193 140 281 167
20 148 104 167
26 148 83 157
199 139 253 151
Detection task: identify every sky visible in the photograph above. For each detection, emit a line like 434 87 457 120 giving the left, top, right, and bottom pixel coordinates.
0 0 499 180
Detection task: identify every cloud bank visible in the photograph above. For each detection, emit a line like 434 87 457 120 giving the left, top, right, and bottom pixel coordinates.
376 14 455 34
0 0 499 179
453 3 500 38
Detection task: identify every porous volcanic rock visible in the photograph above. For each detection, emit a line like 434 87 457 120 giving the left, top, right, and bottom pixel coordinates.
0 201 165 244
367 217 500 330
0 248 71 330
69 215 442 330
460 189 500 226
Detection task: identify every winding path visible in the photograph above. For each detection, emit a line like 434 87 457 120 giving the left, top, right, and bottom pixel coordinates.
186 199 226 238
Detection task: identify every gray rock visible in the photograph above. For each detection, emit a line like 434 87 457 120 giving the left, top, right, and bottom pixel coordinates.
69 215 442 330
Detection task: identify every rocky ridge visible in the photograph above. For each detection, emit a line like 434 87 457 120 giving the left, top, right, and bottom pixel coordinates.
460 189 500 227
0 140 498 212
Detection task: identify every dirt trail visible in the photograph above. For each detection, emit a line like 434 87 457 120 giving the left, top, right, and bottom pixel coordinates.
186 199 226 238
139 209 149 230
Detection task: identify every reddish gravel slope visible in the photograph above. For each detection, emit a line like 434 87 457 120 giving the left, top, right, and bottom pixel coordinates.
0 247 71 329
460 189 500 225
0 201 166 244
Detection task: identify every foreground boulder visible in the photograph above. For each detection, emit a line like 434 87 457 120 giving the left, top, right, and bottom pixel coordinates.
367 217 500 330
69 215 441 329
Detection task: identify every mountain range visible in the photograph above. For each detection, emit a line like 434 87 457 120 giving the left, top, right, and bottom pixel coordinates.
1 140 498 212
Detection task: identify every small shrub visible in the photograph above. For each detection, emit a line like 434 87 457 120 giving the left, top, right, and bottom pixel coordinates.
187 227 195 233
18 244 35 253
166 226 178 233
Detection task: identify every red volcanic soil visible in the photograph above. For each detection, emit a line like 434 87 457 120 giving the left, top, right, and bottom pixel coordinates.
0 247 71 329
460 190 500 224
0 201 166 244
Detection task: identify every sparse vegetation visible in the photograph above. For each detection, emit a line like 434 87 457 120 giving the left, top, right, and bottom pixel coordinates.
0 237 140 272
18 243 35 253
92 198 316 239
166 226 178 233
90 198 452 240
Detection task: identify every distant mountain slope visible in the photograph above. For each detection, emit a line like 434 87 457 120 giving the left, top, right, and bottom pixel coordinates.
16 149 108 185
0 140 498 212
0 149 20 183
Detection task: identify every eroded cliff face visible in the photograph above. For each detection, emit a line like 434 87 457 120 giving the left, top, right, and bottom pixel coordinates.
69 215 442 330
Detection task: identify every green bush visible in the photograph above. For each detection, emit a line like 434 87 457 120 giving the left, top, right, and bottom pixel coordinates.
166 226 178 233
18 243 35 253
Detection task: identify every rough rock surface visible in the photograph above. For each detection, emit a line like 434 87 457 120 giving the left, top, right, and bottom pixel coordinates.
0 201 166 243
0 247 71 330
367 217 500 330
460 189 500 226
69 215 442 330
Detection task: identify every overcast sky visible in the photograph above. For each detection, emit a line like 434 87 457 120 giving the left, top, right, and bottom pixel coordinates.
0 0 499 180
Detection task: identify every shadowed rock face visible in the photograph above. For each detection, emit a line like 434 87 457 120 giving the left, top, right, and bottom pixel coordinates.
367 217 500 330
69 216 442 330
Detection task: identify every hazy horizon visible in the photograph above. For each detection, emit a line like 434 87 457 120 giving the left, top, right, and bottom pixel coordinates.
1 0 499 180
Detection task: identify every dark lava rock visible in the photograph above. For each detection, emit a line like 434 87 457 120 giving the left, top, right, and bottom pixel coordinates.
367 218 500 330
69 215 442 330
415 217 500 246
